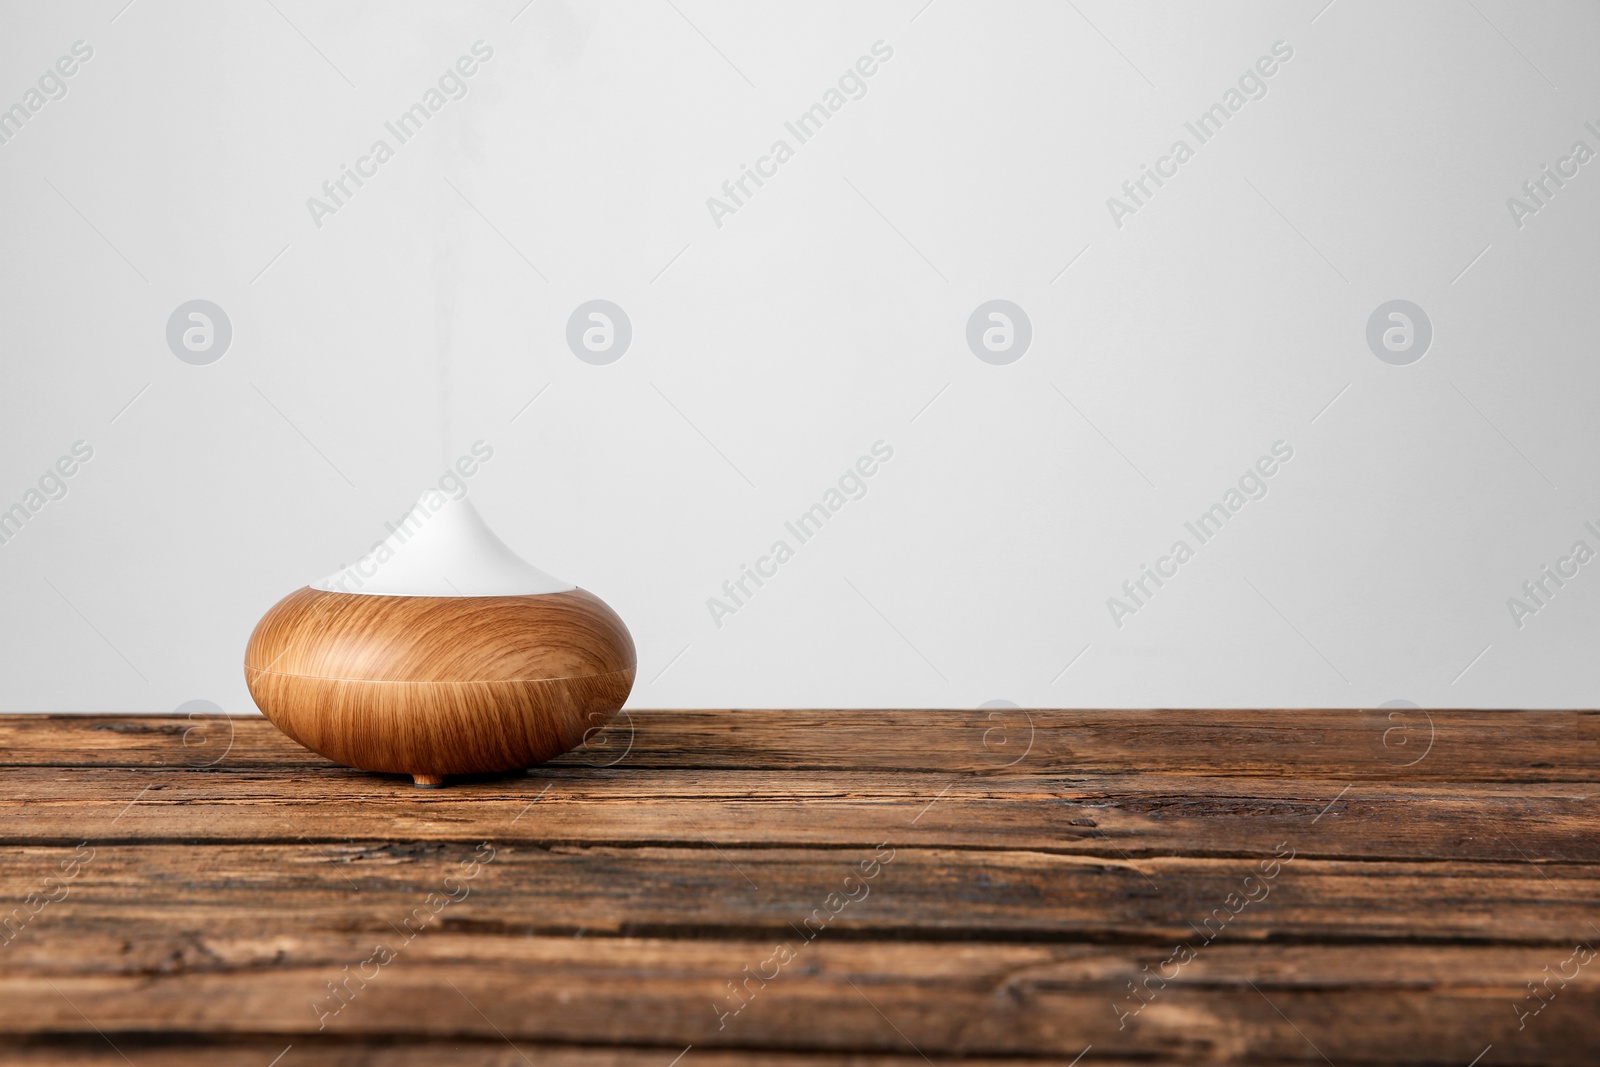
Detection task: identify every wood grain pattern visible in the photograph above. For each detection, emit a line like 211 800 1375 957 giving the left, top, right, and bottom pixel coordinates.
2 711 1596 1064
0 1046 1276 1067
0 1043 1206 1067
4 766 1598 863
2 843 1596 943
243 587 635 782
6 708 1594 780
5 940 1598 1063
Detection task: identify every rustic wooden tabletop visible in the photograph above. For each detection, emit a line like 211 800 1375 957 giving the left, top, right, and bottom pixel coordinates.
0 708 1595 1065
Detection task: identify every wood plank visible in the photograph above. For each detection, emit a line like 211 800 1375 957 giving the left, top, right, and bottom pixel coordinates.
3 709 1596 781
1 843 1596 945
6 713 1596 1062
1 764 1595 865
0 1041 1169 1067
1 938 1593 1064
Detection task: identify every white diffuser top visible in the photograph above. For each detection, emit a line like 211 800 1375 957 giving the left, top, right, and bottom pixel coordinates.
312 494 575 597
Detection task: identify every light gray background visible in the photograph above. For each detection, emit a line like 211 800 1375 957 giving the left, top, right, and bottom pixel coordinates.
2 0 1597 713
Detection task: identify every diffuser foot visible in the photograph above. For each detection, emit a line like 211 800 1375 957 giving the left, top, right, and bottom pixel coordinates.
412 774 446 788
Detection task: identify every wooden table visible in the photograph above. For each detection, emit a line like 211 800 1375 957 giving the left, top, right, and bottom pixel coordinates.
1 709 1596 1065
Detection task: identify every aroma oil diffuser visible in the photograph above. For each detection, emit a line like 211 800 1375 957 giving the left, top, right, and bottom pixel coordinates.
244 495 634 786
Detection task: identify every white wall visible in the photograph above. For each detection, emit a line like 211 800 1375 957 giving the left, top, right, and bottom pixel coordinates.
2 0 1597 712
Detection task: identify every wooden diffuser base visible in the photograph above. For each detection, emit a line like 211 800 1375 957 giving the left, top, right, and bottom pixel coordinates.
244 587 635 786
